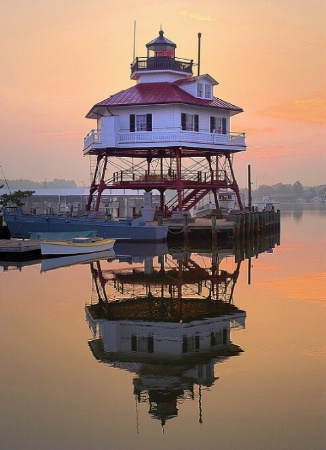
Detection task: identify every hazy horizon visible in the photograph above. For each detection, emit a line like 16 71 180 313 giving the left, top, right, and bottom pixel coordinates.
1 0 325 188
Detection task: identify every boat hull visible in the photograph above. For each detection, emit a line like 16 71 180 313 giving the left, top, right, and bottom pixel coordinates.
40 237 115 256
3 208 168 242
41 249 116 272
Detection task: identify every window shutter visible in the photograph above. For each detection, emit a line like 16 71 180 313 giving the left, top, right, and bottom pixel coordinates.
181 113 186 130
194 114 199 132
210 116 215 133
146 114 152 131
130 114 135 132
131 335 137 351
222 118 227 134
147 336 154 353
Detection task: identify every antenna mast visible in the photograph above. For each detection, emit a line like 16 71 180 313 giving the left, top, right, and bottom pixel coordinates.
0 165 11 193
133 20 136 61
197 32 202 76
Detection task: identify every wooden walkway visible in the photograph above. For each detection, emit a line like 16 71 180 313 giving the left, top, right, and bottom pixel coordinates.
164 210 280 242
0 210 280 257
0 239 40 254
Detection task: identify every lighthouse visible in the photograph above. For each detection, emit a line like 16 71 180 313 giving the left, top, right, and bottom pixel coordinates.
83 30 246 214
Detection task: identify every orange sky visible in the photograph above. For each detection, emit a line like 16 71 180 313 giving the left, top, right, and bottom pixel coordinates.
1 0 325 187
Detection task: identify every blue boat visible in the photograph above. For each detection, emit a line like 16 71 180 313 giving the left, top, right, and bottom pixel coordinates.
3 207 168 242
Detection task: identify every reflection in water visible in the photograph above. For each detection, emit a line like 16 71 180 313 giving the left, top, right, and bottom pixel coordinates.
0 233 280 431
85 234 279 430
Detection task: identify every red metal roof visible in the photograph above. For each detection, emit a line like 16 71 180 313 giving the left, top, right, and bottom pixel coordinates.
87 82 243 117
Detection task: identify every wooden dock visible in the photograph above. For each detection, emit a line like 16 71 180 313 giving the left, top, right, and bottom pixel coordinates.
0 210 280 259
0 239 41 260
164 210 280 243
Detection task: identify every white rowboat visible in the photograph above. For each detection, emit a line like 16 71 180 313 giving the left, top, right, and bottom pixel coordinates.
41 236 115 256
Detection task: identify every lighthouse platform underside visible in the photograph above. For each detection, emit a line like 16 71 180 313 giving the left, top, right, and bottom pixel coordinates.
86 144 245 214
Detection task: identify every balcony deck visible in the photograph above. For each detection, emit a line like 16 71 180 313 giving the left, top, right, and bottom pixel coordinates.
131 56 193 77
83 129 246 155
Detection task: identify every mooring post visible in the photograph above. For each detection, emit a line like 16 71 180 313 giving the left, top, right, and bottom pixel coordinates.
245 212 250 237
183 212 189 245
211 210 218 248
157 211 163 226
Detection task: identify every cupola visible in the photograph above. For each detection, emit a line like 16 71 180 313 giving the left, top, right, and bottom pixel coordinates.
131 30 193 83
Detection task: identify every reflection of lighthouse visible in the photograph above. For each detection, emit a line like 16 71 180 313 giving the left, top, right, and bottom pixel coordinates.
86 249 246 429
86 304 245 428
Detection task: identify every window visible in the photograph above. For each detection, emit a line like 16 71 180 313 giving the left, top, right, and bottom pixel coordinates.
197 83 203 97
136 114 147 131
181 113 199 131
195 335 200 351
131 335 154 353
205 84 212 99
197 83 212 99
210 116 227 134
130 114 152 132
131 335 137 351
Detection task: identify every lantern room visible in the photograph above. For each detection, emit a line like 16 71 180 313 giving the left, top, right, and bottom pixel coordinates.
131 30 193 81
146 29 176 58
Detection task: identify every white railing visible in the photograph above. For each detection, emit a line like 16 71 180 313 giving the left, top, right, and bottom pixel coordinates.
83 129 245 150
84 129 102 149
118 130 246 146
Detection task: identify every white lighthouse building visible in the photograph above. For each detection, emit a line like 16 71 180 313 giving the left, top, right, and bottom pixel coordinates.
83 30 246 214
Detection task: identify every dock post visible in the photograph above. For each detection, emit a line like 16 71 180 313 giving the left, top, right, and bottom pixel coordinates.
254 212 259 235
276 210 281 233
240 213 245 238
250 212 255 238
182 212 189 246
211 211 218 248
233 219 239 240
157 211 163 226
244 212 250 237
261 211 266 235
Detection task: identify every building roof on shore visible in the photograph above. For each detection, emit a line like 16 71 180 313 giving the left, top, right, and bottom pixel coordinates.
0 188 160 197
86 81 243 118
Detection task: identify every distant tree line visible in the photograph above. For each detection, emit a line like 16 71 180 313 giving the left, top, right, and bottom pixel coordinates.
242 181 326 201
1 178 325 201
0 178 77 189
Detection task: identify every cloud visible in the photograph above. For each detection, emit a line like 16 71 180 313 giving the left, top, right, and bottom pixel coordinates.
259 93 326 125
247 146 292 159
303 38 325 49
179 10 215 22
244 127 276 136
26 130 85 139
262 271 326 306
300 346 326 359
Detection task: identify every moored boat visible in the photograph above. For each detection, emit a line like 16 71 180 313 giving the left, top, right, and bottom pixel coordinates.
193 190 238 217
311 196 325 204
3 207 168 242
252 197 280 211
40 236 115 256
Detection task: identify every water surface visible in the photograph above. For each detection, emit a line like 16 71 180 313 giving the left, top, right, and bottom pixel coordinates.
1 206 325 450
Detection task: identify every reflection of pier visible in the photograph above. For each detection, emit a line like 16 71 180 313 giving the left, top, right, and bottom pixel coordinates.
89 249 241 307
85 249 246 429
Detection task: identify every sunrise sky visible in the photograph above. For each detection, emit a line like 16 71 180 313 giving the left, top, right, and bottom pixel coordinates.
1 0 325 188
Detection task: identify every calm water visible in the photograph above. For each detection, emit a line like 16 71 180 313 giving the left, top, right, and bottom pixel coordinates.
1 206 325 450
